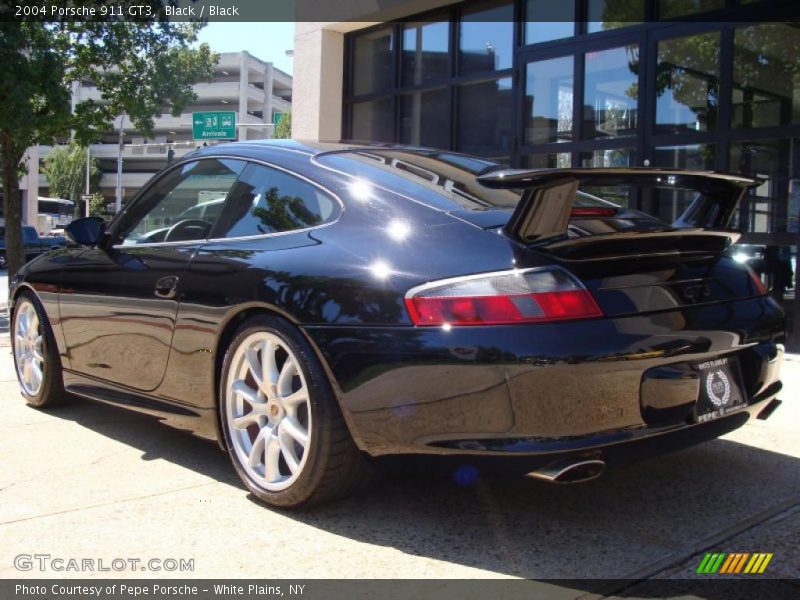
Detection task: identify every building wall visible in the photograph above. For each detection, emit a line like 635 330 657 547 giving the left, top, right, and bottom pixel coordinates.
293 23 345 140
39 51 292 205
292 0 459 139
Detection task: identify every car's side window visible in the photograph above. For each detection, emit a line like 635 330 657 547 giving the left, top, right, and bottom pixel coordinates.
116 158 246 245
210 163 338 239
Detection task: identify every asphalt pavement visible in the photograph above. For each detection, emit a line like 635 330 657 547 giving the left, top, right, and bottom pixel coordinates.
0 284 798 591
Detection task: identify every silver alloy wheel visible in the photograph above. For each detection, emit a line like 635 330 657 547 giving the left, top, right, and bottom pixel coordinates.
225 331 312 491
14 299 44 397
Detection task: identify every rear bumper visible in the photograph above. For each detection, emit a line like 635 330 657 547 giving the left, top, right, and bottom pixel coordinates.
379 395 782 479
427 384 781 457
303 295 786 457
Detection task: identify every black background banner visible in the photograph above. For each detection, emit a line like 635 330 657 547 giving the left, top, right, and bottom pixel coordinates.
3 579 800 600
2 0 799 23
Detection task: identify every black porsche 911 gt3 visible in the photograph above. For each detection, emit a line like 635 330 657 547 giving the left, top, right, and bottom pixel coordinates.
9 141 785 507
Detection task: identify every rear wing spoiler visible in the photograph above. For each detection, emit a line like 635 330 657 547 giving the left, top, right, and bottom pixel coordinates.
476 168 761 244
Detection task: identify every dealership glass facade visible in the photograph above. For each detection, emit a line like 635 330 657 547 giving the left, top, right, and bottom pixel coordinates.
343 0 800 349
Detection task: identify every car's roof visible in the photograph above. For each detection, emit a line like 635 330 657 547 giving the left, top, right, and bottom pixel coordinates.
187 139 351 158
187 141 759 186
182 141 749 226
186 139 478 164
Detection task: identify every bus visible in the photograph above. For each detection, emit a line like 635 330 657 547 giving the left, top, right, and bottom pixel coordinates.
37 197 75 235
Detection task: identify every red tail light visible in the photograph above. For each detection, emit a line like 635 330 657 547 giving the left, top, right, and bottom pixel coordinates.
405 267 603 326
570 207 618 217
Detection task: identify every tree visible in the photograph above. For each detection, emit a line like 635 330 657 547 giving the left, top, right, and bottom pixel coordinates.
273 112 292 139
251 187 322 232
0 21 68 277
0 5 217 276
88 193 108 218
614 21 800 134
42 142 101 217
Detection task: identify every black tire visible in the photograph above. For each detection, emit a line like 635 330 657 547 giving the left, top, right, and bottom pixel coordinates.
11 291 65 408
219 314 376 508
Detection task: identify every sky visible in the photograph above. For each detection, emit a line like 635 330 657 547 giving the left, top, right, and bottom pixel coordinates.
195 22 296 75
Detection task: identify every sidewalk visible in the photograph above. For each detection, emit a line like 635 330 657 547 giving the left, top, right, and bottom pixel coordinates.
1 270 8 312
0 294 797 584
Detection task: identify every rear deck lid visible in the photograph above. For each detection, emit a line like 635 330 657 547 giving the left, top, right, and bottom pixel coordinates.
476 168 765 315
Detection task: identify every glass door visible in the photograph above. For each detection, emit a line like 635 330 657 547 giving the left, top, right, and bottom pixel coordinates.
638 24 723 220
516 30 644 172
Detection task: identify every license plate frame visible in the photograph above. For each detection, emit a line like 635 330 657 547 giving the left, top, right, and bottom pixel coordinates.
692 356 747 423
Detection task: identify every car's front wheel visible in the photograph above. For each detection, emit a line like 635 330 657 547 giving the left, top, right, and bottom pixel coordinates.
11 292 65 407
220 315 374 508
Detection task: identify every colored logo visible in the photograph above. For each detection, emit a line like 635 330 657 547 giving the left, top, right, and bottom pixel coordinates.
696 552 773 574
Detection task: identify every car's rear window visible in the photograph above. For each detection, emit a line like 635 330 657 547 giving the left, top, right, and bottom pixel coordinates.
315 150 625 213
316 150 523 212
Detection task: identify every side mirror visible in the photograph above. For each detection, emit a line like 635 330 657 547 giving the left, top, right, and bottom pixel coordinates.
65 217 106 247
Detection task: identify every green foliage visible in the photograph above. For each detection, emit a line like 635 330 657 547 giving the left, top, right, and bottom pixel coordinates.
42 142 101 200
68 21 217 140
251 187 321 233
594 0 647 30
0 21 71 171
649 23 800 130
0 5 218 275
594 17 800 133
273 112 292 139
88 193 108 218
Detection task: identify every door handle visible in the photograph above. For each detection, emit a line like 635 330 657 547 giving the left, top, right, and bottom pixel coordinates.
154 276 179 299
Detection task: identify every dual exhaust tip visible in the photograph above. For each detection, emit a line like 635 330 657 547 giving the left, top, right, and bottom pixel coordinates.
526 456 606 484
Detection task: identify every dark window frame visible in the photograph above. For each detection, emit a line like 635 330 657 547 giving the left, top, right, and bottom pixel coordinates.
342 0 800 171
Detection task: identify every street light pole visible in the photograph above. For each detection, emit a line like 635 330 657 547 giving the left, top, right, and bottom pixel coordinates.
85 145 91 217
115 115 125 214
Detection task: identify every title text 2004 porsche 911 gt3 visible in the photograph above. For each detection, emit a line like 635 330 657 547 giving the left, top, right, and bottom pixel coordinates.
10 141 785 507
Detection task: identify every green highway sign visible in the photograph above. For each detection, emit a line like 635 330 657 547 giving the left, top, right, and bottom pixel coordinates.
192 111 236 140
